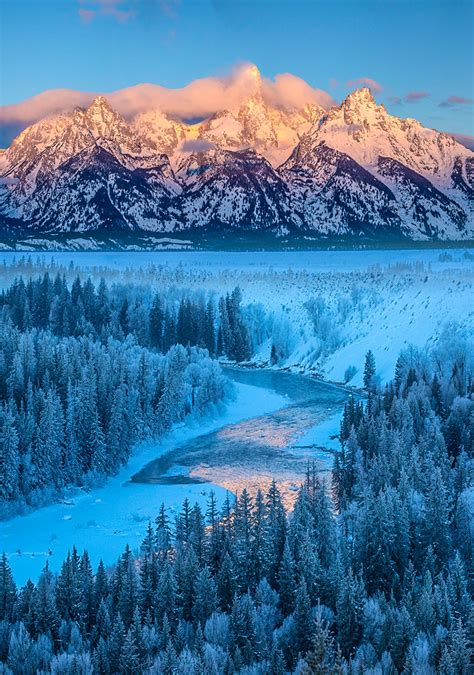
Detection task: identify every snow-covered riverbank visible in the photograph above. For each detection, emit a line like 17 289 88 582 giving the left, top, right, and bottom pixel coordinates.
1 381 286 585
2 364 352 585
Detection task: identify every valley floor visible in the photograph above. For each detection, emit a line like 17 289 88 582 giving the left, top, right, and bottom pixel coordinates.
2 246 472 584
2 369 349 585
2 247 472 387
1 382 285 584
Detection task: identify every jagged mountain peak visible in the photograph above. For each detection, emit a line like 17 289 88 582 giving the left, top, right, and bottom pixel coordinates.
239 91 267 113
237 85 267 121
85 95 118 121
306 87 473 188
0 82 472 242
65 96 122 135
343 86 377 107
82 96 131 141
300 102 326 123
232 64 267 115
88 94 112 109
240 63 263 94
336 87 384 129
133 108 187 158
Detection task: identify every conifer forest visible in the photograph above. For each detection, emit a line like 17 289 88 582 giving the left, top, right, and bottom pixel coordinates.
0 252 473 674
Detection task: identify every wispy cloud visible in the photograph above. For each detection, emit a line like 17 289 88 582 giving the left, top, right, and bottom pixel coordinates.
387 95 402 106
181 139 215 153
262 71 335 111
439 95 474 108
346 77 383 93
386 91 430 106
451 133 474 151
77 0 181 23
78 0 135 23
404 91 429 103
158 0 180 19
78 8 96 22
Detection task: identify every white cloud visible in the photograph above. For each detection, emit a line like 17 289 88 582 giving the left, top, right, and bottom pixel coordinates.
180 139 216 153
0 64 336 145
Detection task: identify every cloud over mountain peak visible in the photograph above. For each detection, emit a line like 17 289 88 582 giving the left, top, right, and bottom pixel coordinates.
0 64 336 147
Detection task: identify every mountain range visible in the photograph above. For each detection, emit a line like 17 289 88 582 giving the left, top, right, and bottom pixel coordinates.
0 67 473 248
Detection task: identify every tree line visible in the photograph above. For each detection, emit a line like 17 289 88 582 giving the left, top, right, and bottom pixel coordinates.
0 274 251 362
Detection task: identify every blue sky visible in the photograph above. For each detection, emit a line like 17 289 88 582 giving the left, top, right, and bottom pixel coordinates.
0 0 473 137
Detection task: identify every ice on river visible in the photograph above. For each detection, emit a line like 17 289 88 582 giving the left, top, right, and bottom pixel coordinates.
3 371 348 585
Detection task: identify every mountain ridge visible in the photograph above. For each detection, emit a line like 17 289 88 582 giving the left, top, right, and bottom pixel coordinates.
0 80 473 246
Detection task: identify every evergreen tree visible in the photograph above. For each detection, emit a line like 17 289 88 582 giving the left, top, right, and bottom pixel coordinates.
217 553 237 612
301 605 338 675
0 553 16 621
278 539 296 616
193 566 218 626
0 404 19 500
363 350 376 390
292 580 313 657
336 568 365 657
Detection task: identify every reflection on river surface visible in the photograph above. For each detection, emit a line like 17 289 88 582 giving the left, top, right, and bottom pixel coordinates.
132 368 349 504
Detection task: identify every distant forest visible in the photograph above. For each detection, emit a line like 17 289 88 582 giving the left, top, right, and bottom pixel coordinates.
0 273 252 361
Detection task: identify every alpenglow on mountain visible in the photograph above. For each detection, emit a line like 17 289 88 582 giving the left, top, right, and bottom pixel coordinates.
0 69 473 246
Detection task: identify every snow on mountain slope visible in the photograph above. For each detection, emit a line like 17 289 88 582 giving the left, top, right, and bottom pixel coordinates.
0 97 184 231
176 147 293 231
7 145 181 232
307 88 472 198
134 66 325 168
3 97 161 186
280 142 403 236
173 65 325 168
278 89 473 238
376 156 468 239
0 82 472 241
133 109 188 159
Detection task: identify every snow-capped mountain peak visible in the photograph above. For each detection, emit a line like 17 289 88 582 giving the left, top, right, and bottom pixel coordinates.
335 87 386 132
83 95 121 133
309 87 473 187
0 85 472 242
238 63 264 99
343 86 377 107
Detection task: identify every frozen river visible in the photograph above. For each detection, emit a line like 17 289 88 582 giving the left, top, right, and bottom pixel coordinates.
1 368 349 585
134 367 348 501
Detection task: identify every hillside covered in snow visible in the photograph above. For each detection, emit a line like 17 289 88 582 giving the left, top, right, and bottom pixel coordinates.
1 248 472 388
